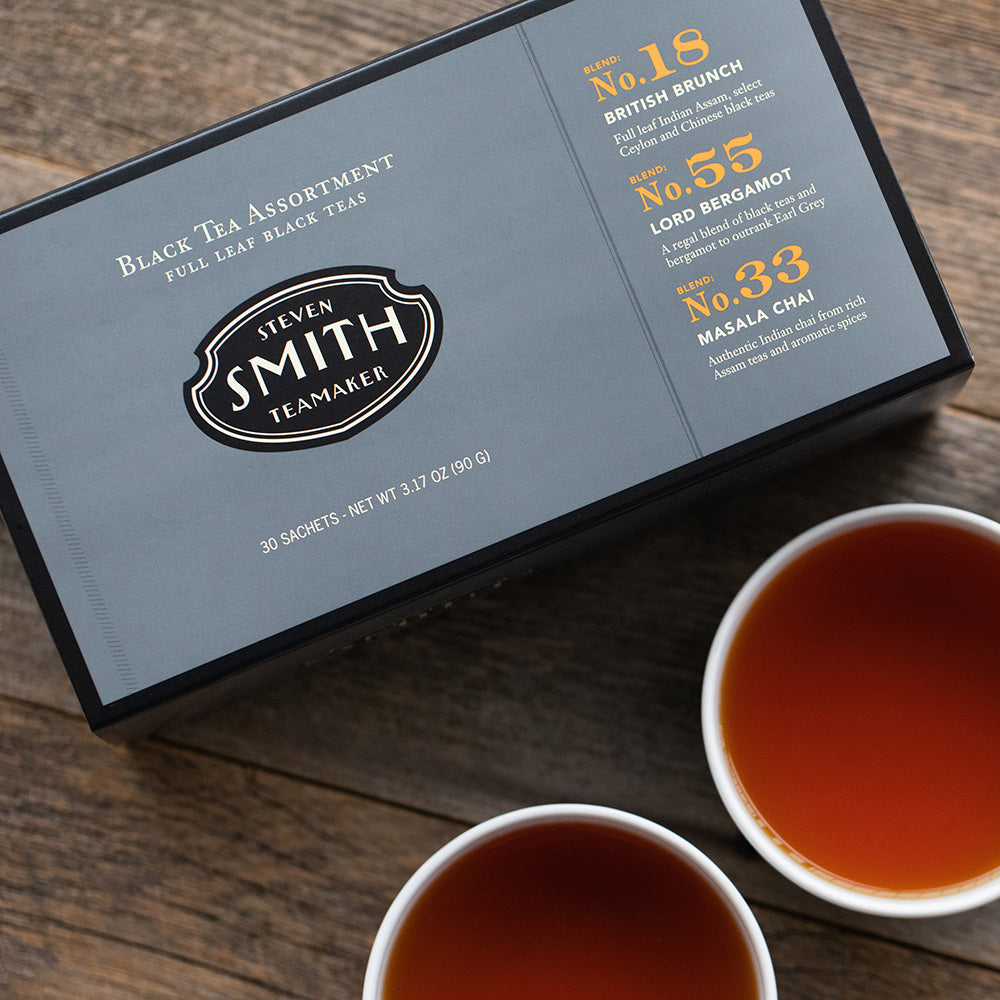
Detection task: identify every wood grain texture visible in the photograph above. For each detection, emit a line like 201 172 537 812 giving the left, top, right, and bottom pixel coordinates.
0 698 461 999
820 0 1000 419
0 0 998 997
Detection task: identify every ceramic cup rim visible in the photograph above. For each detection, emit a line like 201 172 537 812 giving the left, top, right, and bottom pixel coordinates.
702 502 1000 917
363 802 777 1000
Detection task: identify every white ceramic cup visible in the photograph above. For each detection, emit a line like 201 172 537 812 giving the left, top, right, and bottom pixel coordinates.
703 503 1000 917
364 803 777 1000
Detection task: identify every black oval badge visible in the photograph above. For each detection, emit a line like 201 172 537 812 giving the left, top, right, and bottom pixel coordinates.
185 267 442 450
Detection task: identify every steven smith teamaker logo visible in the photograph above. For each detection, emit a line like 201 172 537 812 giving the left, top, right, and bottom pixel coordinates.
185 267 442 451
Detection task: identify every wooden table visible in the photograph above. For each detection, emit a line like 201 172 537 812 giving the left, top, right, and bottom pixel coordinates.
1 1 997 996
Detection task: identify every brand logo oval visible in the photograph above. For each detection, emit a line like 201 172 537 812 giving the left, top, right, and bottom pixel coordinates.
184 267 442 451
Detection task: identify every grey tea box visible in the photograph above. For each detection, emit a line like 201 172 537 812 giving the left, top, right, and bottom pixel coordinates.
0 0 972 738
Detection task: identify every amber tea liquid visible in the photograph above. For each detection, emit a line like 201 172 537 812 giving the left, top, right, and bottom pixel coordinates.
721 519 1000 894
382 820 761 1000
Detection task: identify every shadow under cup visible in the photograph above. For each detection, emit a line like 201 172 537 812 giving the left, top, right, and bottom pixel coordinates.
703 503 1000 917
364 804 776 1000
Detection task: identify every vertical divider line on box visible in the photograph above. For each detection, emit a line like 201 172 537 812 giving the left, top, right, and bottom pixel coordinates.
0 350 137 697
516 24 702 459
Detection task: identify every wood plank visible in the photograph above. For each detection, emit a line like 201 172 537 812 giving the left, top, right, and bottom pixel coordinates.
1 911 295 1000
0 697 461 1000
761 908 1000 1000
3 698 1000 1000
821 0 1000 419
0 152 82 210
